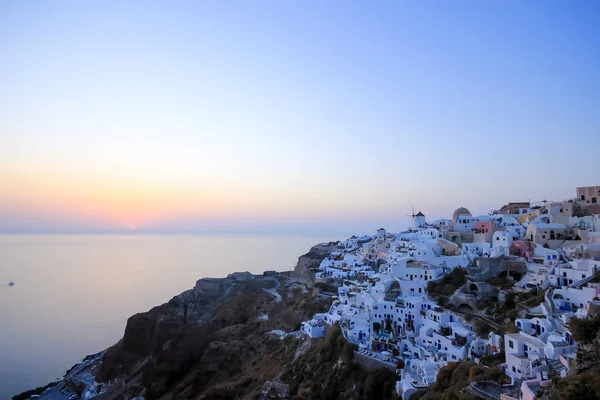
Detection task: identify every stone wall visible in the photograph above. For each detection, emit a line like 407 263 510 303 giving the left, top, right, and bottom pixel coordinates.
353 351 396 373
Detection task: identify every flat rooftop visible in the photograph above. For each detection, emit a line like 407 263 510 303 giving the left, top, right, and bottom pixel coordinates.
506 332 545 348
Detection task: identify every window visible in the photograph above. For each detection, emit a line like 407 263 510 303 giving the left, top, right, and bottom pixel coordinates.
509 340 514 349
512 366 516 372
581 195 586 200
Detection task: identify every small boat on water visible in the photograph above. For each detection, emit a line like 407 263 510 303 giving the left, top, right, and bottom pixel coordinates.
8 282 14 286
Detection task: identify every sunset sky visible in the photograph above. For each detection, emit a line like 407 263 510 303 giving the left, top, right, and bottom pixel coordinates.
1 1 599 234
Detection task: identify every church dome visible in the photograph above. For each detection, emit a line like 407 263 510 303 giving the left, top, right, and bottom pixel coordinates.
453 207 471 222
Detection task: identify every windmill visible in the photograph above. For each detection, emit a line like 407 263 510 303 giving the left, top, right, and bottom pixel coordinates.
406 206 417 228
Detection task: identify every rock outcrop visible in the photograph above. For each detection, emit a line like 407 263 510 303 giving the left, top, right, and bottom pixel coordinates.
448 280 498 310
291 243 337 286
87 272 344 399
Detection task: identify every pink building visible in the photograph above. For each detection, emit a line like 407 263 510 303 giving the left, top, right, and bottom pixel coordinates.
510 241 536 258
474 221 497 242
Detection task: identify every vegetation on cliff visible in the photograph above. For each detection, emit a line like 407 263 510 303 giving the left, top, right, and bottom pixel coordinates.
281 325 398 400
427 268 467 299
411 361 508 400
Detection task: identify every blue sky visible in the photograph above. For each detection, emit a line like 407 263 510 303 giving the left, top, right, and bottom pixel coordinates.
0 1 599 235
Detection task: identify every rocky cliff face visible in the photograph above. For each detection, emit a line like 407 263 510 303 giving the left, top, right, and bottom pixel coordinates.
291 243 338 286
89 272 338 400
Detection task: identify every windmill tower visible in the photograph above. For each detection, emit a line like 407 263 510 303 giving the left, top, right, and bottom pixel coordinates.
406 206 417 228
414 211 426 228
407 207 426 229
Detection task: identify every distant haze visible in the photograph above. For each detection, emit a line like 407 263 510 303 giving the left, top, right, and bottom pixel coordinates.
1 1 599 235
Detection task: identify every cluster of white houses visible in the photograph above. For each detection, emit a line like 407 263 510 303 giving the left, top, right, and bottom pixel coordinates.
300 186 600 400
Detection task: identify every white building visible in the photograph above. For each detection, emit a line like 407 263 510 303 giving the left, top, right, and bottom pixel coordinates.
505 332 546 379
515 317 553 337
301 314 326 338
551 286 596 315
549 260 599 287
492 231 513 256
414 212 427 229
462 242 492 257
453 215 477 232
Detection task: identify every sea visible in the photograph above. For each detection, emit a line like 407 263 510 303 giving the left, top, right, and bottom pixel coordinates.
0 233 337 399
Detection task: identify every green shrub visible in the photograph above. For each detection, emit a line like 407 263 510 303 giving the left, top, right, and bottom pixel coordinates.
474 320 491 336
428 269 467 297
570 315 600 343
479 352 505 367
281 326 397 399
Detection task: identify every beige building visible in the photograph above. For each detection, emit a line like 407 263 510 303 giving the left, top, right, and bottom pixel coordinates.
526 222 568 249
446 231 474 248
437 238 460 256
577 186 600 205
547 201 575 226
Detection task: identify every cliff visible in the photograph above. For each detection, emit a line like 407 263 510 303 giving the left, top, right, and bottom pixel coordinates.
291 242 338 286
17 242 399 400
93 273 311 399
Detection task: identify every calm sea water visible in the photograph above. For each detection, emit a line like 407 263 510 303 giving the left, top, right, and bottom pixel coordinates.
0 234 334 398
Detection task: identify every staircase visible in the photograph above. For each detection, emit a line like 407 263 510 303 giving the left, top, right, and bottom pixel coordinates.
569 274 595 288
461 345 469 361
545 288 559 316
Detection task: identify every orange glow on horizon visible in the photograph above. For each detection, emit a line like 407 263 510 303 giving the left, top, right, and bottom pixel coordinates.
1 165 384 230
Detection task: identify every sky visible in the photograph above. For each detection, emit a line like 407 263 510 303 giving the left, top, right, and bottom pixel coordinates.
1 0 599 235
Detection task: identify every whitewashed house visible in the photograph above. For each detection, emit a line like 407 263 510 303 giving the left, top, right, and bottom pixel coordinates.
492 231 513 256
302 314 326 338
504 332 546 379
